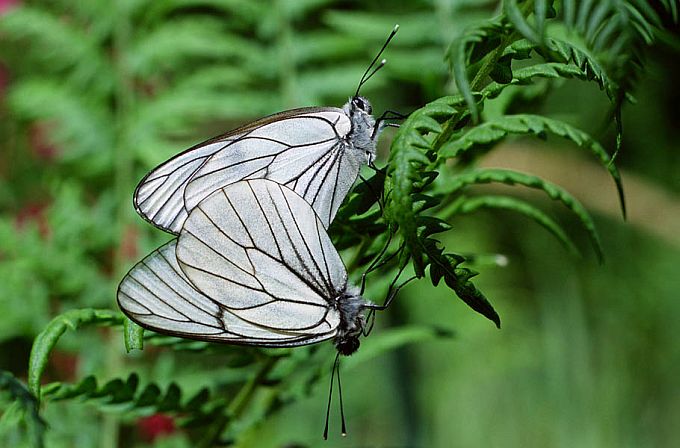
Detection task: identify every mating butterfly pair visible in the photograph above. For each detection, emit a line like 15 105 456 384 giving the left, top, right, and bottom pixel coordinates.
117 26 401 359
117 26 400 439
117 105 381 354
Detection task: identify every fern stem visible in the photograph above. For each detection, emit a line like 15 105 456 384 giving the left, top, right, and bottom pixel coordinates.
198 356 279 447
433 32 518 150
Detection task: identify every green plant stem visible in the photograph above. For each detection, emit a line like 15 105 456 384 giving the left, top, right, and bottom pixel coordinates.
433 3 533 151
198 356 279 447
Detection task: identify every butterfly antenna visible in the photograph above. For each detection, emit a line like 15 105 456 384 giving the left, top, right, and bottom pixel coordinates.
323 353 341 440
337 358 347 436
355 24 400 97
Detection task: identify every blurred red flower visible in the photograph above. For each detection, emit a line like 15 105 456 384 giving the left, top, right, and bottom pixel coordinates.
121 224 139 261
15 201 51 239
29 121 59 162
137 414 176 442
0 0 18 15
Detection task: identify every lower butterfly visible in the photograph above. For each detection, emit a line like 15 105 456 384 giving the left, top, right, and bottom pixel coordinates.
118 179 381 354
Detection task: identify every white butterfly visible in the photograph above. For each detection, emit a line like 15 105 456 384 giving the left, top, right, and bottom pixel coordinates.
119 179 382 354
134 26 400 234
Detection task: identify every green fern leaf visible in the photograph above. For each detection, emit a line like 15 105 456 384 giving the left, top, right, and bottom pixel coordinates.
0 370 46 448
439 114 626 217
43 372 223 421
28 309 123 400
386 101 457 274
449 195 580 256
0 7 109 87
428 249 501 328
444 168 604 261
128 18 260 77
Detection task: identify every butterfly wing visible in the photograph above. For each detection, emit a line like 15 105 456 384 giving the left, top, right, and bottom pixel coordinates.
133 138 238 234
176 179 348 336
134 107 361 234
117 239 339 346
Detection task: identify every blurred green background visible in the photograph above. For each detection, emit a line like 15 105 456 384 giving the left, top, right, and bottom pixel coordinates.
0 0 678 447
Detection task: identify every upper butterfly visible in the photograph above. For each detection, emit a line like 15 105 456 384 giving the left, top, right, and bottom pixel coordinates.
134 25 399 234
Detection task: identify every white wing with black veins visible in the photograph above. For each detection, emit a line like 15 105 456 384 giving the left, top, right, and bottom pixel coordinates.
134 108 360 234
118 179 350 346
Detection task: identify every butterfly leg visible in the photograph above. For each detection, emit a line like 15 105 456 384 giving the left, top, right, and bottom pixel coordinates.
367 261 416 311
373 110 406 138
359 231 394 295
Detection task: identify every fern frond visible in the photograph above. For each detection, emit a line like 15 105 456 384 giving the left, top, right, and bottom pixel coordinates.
0 370 46 448
7 79 114 163
447 195 580 256
428 249 501 328
447 17 507 122
0 7 110 88
28 309 123 400
128 18 260 77
387 101 457 274
504 0 543 44
42 373 224 422
143 0 266 25
444 168 604 261
324 10 441 45
501 37 617 98
439 114 626 217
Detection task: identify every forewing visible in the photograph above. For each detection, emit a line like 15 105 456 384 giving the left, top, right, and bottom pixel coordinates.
185 110 359 229
117 240 339 345
134 139 237 234
176 179 348 334
135 108 356 234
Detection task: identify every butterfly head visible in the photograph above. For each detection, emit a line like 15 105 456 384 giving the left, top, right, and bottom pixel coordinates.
344 96 378 164
351 95 372 115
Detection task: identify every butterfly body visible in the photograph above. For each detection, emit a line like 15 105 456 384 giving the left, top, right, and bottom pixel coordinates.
332 285 367 355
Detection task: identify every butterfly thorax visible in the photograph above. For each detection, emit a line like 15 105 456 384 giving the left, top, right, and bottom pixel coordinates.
343 96 379 165
333 287 368 356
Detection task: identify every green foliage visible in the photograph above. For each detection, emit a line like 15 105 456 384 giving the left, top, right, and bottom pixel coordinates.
383 0 674 326
0 0 676 446
0 371 46 448
29 309 123 400
41 373 223 427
